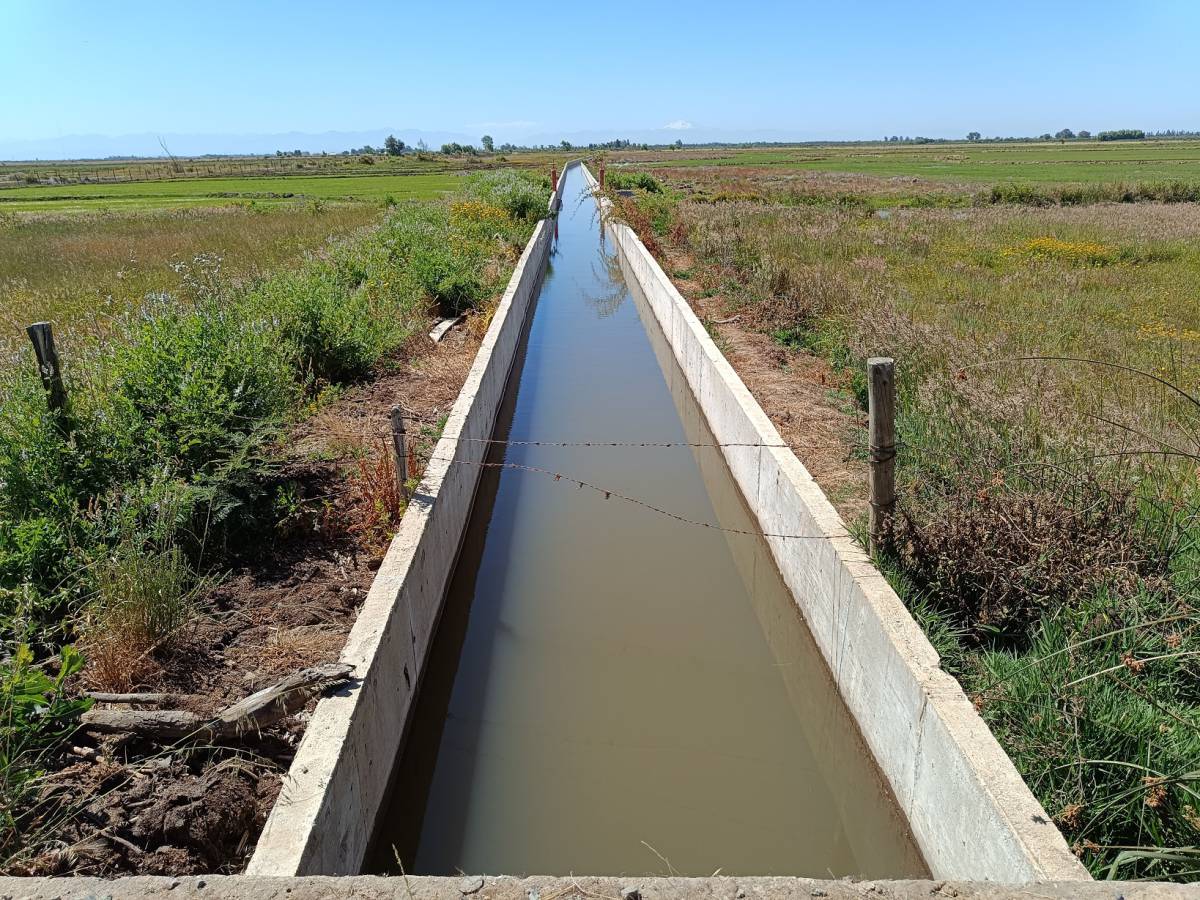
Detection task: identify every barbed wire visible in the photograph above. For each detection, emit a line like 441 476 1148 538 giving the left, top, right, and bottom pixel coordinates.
419 454 831 541
395 433 796 450
298 419 854 453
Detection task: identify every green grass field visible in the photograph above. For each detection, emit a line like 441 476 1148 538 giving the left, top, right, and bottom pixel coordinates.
10 141 1199 215
630 140 1200 183
0 172 463 211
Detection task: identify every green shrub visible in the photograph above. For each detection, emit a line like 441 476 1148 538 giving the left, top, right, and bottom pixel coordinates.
462 169 550 221
0 645 91 859
258 263 390 384
606 170 663 193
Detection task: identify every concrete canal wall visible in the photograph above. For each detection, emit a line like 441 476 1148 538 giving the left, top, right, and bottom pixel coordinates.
246 168 569 876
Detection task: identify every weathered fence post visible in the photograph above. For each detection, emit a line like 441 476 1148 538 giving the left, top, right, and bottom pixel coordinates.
389 405 410 503
26 322 68 413
867 357 896 556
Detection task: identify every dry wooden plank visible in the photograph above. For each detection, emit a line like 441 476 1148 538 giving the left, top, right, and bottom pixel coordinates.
80 708 205 741
80 663 353 743
215 662 353 735
85 692 174 705
429 315 464 343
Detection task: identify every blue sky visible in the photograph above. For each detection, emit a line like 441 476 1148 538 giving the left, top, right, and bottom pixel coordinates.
2 0 1197 156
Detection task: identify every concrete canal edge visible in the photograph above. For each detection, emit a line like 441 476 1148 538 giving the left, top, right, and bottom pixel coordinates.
245 167 569 876
0 876 1190 899
584 164 1088 882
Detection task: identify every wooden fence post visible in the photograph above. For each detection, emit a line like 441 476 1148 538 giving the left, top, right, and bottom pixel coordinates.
389 405 410 503
26 322 68 413
867 357 896 556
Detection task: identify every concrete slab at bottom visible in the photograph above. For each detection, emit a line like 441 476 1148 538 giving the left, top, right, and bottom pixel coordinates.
0 875 1188 899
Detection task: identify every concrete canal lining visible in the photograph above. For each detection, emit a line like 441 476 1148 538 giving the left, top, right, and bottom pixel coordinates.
246 169 568 877
0 876 1191 899
249 161 1086 882
584 164 1088 882
368 165 924 878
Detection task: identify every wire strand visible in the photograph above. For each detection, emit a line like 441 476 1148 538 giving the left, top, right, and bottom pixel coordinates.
421 455 833 541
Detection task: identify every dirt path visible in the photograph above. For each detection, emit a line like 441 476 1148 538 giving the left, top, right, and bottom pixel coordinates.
662 248 867 523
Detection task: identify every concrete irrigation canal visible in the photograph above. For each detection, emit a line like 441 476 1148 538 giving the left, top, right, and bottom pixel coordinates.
243 164 1090 884
367 165 924 877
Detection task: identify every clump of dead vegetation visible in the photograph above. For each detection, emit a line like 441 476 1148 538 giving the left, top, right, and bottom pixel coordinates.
895 466 1165 643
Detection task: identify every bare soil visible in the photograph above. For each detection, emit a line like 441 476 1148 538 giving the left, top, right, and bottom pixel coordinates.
11 326 480 878
663 247 867 522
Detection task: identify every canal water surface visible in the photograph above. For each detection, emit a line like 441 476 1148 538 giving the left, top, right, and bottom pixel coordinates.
368 167 927 878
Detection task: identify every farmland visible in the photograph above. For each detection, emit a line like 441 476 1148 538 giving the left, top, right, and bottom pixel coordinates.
600 144 1200 880
0 164 554 874
0 173 463 211
0 204 384 354
623 139 1200 183
4 138 1200 880
0 150 567 211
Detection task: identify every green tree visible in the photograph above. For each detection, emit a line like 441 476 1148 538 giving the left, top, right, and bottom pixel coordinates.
560 140 572 151
966 131 981 141
481 134 494 153
383 135 405 156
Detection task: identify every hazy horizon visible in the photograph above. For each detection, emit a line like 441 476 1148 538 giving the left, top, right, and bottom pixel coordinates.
3 0 1198 160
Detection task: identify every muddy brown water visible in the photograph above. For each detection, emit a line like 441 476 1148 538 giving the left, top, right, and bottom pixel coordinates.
368 168 927 878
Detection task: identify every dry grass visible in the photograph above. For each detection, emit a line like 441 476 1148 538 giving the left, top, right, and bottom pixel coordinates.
679 198 1200 445
347 437 406 546
79 544 203 693
0 202 381 360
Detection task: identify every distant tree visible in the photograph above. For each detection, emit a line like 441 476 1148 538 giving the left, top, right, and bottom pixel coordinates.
383 135 405 156
1097 128 1146 141
673 139 683 149
966 131 982 142
560 140 572 150
481 134 494 152
1054 128 1075 140
292 149 302 156
1039 133 1053 141
1077 129 1092 139
416 139 428 152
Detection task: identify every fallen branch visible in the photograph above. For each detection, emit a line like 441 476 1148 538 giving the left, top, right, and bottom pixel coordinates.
81 663 353 743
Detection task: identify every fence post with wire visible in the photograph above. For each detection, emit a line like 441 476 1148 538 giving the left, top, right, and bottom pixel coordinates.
389 405 409 503
868 357 896 556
